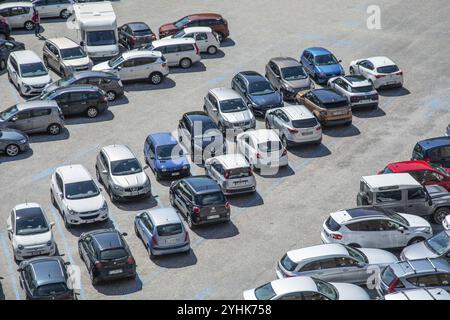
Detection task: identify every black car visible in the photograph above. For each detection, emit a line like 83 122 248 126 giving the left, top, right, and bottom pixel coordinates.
118 22 156 50
177 111 227 163
0 39 24 70
37 85 109 118
0 15 11 40
231 71 283 117
18 256 75 300
412 136 450 169
169 176 230 228
78 229 136 285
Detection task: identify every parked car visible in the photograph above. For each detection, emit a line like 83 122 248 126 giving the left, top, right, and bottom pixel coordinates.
18 256 75 300
384 288 450 300
300 47 344 84
231 71 283 117
166 26 220 55
0 128 28 156
296 89 352 126
412 136 450 170
142 38 201 69
144 132 190 180
265 57 313 100
169 176 230 228
0 39 25 70
0 2 34 31
134 208 190 257
0 100 65 135
43 70 124 101
276 243 397 284
118 21 156 50
33 0 72 19
177 111 226 163
377 258 450 295
0 15 11 40
400 230 450 260
95 144 152 202
158 13 229 42
379 160 450 190
204 154 256 195
43 37 92 77
37 85 108 118
6 203 56 261
349 56 403 89
203 87 255 135
50 164 109 228
327 75 378 109
243 276 370 300
7 49 52 96
92 50 169 84
78 228 136 285
321 206 433 249
357 173 450 224
265 104 322 147
236 129 288 171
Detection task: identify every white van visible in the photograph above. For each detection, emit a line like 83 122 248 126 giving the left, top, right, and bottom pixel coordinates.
144 37 201 69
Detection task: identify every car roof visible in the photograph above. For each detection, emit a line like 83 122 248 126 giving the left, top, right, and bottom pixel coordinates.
72 70 119 79
342 75 372 87
148 132 177 146
393 258 450 277
102 144 136 161
14 203 44 219
51 84 100 93
184 111 214 123
270 57 301 68
212 154 249 169
361 173 421 190
47 37 79 49
188 13 223 20
122 50 162 60
209 87 242 101
184 176 221 193
151 37 196 47
10 50 42 64
125 22 151 31
417 136 450 150
271 276 318 295
330 206 388 224
0 2 33 9
16 100 59 110
29 257 65 287
305 47 332 56
238 71 265 82
386 288 450 300
182 26 213 34
89 229 124 251
386 160 433 172
311 89 346 102
365 56 396 67
56 164 92 183
287 244 349 263
275 104 315 120
246 129 280 142
147 208 182 226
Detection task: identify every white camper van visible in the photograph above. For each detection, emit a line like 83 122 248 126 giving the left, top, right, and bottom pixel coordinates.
72 1 119 59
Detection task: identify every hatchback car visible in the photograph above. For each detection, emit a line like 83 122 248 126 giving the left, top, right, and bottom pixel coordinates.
43 37 92 77
231 71 283 117
327 75 378 109
276 243 397 284
0 2 34 31
0 127 28 156
33 0 72 19
349 56 403 89
7 49 52 96
412 136 450 170
118 21 156 50
205 154 256 195
321 206 433 249
50 164 109 228
78 229 136 285
265 104 322 147
144 132 190 180
300 47 344 84
384 287 450 300
296 89 352 126
18 256 74 300
265 57 313 100
142 38 201 69
203 87 255 135
166 26 220 55
134 208 190 257
243 276 369 300
0 39 25 70
6 203 56 261
92 50 169 84
400 230 450 261
169 176 230 228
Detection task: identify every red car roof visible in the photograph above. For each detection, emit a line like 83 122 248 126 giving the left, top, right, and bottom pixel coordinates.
386 160 433 172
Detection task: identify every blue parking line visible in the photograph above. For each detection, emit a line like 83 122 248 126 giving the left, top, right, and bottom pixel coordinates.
194 287 212 300
0 232 20 300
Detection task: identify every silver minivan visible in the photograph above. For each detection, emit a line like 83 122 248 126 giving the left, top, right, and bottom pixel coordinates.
33 0 73 19
0 2 34 31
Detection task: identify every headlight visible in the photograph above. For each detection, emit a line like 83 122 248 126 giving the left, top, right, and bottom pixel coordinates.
319 111 327 117
417 227 432 234
113 185 122 191
182 165 189 170
283 86 295 93
46 240 53 247
222 120 233 128
143 178 150 186
18 245 24 250
161 168 167 172
67 207 77 215
23 84 31 90
20 139 27 144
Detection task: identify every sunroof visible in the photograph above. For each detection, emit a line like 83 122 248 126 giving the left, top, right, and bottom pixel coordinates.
346 207 384 218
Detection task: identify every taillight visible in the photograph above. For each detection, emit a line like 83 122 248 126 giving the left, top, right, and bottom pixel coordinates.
330 233 342 240
194 43 199 55
224 170 230 179
395 71 403 76
130 36 137 43
423 157 431 162
225 202 230 209
281 149 287 156
287 127 298 134
151 235 158 246
151 34 156 40
184 232 190 242
248 167 253 176
375 74 386 79
94 261 102 269
192 206 201 214
127 256 135 265
316 125 321 131
256 152 262 159
388 277 399 293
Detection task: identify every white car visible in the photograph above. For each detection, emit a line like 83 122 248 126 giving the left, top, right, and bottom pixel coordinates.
143 37 201 69
50 164 109 228
92 50 169 84
167 26 220 55
6 203 56 261
327 75 379 109
349 56 403 89
384 288 450 300
236 129 288 171
321 206 433 249
243 276 370 300
7 50 52 96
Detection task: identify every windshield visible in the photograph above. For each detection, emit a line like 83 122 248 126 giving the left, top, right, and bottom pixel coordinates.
108 55 124 68
383 209 409 226
322 100 348 109
196 192 225 206
173 30 186 38
174 17 190 29
351 85 373 93
64 180 100 200
220 98 247 113
292 118 318 128
426 232 450 255
36 283 68 297
254 282 276 300
377 65 399 74
281 66 307 81
111 158 142 176
430 163 449 176
0 105 18 120
314 278 338 300
280 254 297 272
60 47 87 60
248 81 274 95
15 211 49 236
157 223 183 237
314 54 339 66
133 29 152 36
20 62 48 78
86 30 117 46
100 248 128 260
346 246 368 263
54 74 75 87
258 141 282 153
156 144 183 160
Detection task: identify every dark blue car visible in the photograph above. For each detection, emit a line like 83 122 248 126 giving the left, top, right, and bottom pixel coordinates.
231 71 283 117
412 136 450 170
144 132 190 180
300 47 344 84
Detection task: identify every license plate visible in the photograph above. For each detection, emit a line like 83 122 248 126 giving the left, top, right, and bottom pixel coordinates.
109 269 123 275
333 111 344 116
172 172 180 176
359 99 371 104
302 131 313 136
207 214 220 220
167 238 178 244
33 251 42 255
234 180 247 185
387 81 397 85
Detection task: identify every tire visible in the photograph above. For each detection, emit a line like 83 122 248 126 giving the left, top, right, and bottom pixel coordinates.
219 123 226 136
78 245 84 261
86 106 99 118
0 59 6 71
7 71 12 83
63 213 71 229
349 67 355 75
407 237 425 246
108 187 117 203
265 119 271 129
433 207 450 224
106 91 116 101
348 243 361 248
169 191 175 207
47 123 62 135
147 245 155 259
24 21 34 31
60 9 70 19
50 190 56 206
149 72 163 85
43 56 49 67
90 268 98 285
179 58 192 69
207 45 217 55
216 32 224 43
281 135 289 149
95 167 102 184
134 223 141 239
5 144 20 157
187 215 195 229
59 67 66 77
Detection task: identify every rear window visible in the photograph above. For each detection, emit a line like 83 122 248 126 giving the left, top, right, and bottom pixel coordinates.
325 216 341 231
36 283 68 297
280 254 297 272
228 167 250 179
351 85 373 93
196 192 225 206
380 167 393 174
100 248 128 260
381 266 397 286
376 65 399 74
157 223 183 237
322 100 348 109
292 118 318 128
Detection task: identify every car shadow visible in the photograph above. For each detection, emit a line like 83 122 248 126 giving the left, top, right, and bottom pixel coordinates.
67 219 116 237
200 50 225 60
169 62 206 74
257 164 295 179
93 273 143 296
150 249 198 269
227 191 264 208
114 196 159 212
352 106 386 118
288 143 331 158
28 128 70 143
108 95 129 107
41 17 67 24
64 110 115 125
192 220 239 240
0 148 33 164
124 77 176 92
378 86 410 97
322 124 360 138
220 38 236 47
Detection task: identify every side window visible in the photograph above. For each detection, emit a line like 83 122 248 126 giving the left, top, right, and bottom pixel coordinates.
55 173 63 192
179 44 194 52
99 152 108 168
279 111 289 122
440 147 450 158
379 219 401 231
195 33 208 41
438 274 450 286
278 292 304 300
425 171 444 182
31 108 51 118
212 163 224 175
335 257 359 267
413 144 424 159
69 92 85 102
133 57 157 66
142 212 154 231
16 110 31 120
122 59 134 68
300 261 321 271
408 274 441 287
407 188 426 200
0 9 10 17
302 292 328 300
375 190 402 203
319 258 339 269
56 93 70 104
165 45 179 54
87 77 101 86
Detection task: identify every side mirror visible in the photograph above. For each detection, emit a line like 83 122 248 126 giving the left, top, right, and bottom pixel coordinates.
50 222 55 228
122 232 128 237
398 226 405 233
338 59 342 63
7 226 12 233
64 261 71 266
357 262 365 268
102 170 108 175
117 66 122 71
58 192 63 199
80 41 85 46
17 268 23 272
10 116 17 122
143 165 149 169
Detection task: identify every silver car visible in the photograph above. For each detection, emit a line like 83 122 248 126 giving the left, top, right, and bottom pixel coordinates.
0 2 35 31
400 230 450 260
276 243 397 285
0 128 29 156
33 0 73 19
95 144 152 202
134 208 190 257
327 75 379 109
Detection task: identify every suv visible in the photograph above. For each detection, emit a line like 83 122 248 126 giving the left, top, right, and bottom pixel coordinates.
158 13 229 42
400 230 450 261
0 39 25 70
349 56 403 89
142 38 201 69
0 15 11 40
203 87 255 135
300 47 344 84
296 89 352 126
95 144 152 202
327 75 379 109
43 37 92 77
33 0 72 19
0 100 64 135
357 173 450 224
169 176 230 228
265 57 313 100
412 136 450 170
0 2 34 31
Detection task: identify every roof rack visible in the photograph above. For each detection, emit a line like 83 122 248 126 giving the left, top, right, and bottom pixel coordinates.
424 288 437 300
426 258 438 272
406 260 417 274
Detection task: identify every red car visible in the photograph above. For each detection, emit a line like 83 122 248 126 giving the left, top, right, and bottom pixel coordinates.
379 160 450 190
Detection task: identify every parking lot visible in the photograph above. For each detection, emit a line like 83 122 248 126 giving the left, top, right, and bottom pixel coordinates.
0 0 449 300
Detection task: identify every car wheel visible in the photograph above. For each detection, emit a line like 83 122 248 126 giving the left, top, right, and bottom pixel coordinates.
59 67 66 77
78 245 84 261
50 190 56 206
169 191 175 207
187 215 195 229
281 135 289 149
90 268 99 285
349 67 355 75
207 45 217 55
7 71 12 83
106 91 116 101
134 223 141 239
433 207 450 224
216 32 224 43
0 59 6 71
86 106 99 118
407 237 425 246
43 56 49 67
180 58 192 69
348 243 361 248
346 120 352 126
147 245 155 258
24 21 34 31
60 9 70 19
149 72 163 85
108 187 118 203
63 213 71 229
265 119 271 129
47 123 62 135
5 144 20 157
315 138 322 145
219 123 226 136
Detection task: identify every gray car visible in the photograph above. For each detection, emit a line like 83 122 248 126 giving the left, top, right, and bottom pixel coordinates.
0 100 64 135
327 75 379 109
0 128 29 156
400 230 450 261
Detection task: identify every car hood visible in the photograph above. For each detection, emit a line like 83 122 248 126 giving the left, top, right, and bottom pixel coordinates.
92 61 113 72
155 156 189 170
159 23 178 34
249 92 282 107
22 74 52 86
222 109 254 123
66 194 104 212
401 213 431 228
282 78 311 90
0 128 27 141
401 241 438 260
63 57 92 68
112 172 149 188
242 289 257 300
331 283 370 300
15 230 52 247
358 248 398 265
315 64 343 75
